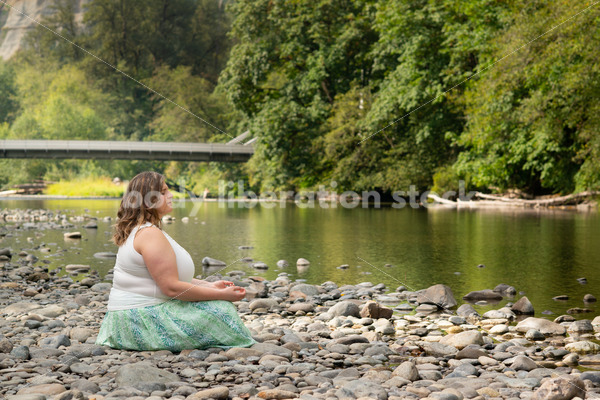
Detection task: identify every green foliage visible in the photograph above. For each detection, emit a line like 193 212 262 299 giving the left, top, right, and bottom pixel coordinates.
455 0 600 193
0 62 18 123
2 0 599 197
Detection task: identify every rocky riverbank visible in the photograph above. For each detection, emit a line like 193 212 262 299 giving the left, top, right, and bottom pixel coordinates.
1 208 600 400
1 265 600 400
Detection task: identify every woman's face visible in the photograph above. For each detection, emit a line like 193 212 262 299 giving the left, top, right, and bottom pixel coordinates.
156 182 173 217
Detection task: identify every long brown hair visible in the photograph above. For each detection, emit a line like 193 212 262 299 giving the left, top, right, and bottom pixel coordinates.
112 171 165 246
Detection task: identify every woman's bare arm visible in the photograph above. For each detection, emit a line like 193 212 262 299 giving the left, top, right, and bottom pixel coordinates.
134 227 245 302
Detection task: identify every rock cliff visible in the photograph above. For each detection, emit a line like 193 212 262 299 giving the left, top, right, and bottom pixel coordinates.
0 0 87 60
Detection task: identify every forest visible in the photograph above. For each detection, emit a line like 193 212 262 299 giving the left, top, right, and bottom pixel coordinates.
0 0 598 197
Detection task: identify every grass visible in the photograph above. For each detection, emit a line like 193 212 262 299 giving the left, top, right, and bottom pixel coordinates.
45 177 125 197
44 177 187 198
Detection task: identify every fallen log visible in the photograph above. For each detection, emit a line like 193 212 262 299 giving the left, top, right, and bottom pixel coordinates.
427 191 599 208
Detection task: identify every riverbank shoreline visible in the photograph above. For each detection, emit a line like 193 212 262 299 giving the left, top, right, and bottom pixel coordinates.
0 194 596 214
2 256 600 399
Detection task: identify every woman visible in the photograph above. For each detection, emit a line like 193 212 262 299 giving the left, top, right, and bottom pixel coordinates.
96 171 255 351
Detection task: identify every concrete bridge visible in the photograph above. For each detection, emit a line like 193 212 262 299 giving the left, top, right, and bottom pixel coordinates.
0 139 254 162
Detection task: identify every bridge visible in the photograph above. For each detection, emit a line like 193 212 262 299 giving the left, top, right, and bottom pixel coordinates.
0 138 255 162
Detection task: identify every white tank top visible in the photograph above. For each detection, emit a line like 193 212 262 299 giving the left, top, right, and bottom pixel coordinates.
107 222 195 310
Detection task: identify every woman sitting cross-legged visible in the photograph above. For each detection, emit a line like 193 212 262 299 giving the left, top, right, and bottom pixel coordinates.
96 171 255 351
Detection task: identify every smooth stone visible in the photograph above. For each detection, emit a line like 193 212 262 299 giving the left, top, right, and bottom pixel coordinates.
565 340 600 355
201 257 226 267
3 302 42 315
510 355 538 371
188 386 229 400
463 289 503 301
525 329 545 341
36 305 66 318
511 296 534 314
276 260 289 268
493 283 517 295
296 258 310 266
439 330 484 350
69 327 95 342
335 379 388 400
224 347 264 359
489 324 509 334
90 283 112 293
11 345 30 360
456 346 487 360
416 284 457 309
64 232 82 239
252 261 268 269
419 342 458 357
515 317 566 335
249 298 279 311
456 304 479 317
288 303 315 313
251 342 293 359
65 264 90 273
327 301 361 318
17 384 66 396
257 389 299 399
289 284 319 297
360 301 393 319
39 334 71 349
584 294 597 302
568 319 594 333
115 362 180 388
392 361 419 381
93 252 117 258
530 375 585 400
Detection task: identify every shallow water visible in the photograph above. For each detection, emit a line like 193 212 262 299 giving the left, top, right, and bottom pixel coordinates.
1 198 599 319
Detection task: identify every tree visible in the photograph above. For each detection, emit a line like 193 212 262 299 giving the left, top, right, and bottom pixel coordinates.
455 0 600 193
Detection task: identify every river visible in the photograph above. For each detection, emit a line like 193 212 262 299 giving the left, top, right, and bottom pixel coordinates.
1 198 598 318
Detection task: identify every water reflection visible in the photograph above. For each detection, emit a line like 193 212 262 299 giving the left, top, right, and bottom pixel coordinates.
0 198 598 318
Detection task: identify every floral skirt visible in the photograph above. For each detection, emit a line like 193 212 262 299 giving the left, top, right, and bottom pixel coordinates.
96 300 255 352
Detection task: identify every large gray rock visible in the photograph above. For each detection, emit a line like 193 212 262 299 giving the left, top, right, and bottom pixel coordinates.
249 298 279 311
510 355 537 371
516 317 566 336
335 379 388 400
568 319 594 334
115 362 180 389
327 301 361 318
463 290 503 301
360 301 393 319
39 334 70 349
2 302 41 315
419 342 458 357
36 305 66 318
188 386 229 400
416 284 457 309
250 342 293 359
289 283 319 297
202 257 226 267
530 375 585 400
439 330 484 350
493 283 517 295
565 341 600 355
511 296 534 314
391 361 419 381
456 304 479 317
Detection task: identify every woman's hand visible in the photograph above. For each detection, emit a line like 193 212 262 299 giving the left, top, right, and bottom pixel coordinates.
212 280 234 289
219 285 246 302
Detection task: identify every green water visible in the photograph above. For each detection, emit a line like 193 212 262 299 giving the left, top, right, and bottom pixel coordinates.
1 198 599 318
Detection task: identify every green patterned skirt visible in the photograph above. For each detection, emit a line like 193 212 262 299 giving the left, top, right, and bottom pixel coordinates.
96 300 255 352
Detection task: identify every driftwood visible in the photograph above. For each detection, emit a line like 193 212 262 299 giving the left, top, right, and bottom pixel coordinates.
428 191 599 208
